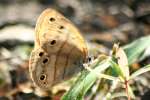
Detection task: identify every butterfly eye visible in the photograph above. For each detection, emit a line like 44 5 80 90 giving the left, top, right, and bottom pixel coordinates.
43 58 48 64
40 74 46 81
50 40 56 45
39 52 44 57
49 17 55 22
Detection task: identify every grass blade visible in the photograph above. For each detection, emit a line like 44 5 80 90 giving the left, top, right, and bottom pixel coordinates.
123 35 150 65
130 65 150 80
61 57 111 100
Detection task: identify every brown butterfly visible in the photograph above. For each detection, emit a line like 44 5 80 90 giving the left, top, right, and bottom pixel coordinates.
29 8 88 89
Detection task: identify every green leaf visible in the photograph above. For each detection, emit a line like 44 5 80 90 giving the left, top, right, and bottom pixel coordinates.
117 48 129 79
61 57 111 100
109 60 125 80
98 73 118 81
130 64 150 80
123 35 150 65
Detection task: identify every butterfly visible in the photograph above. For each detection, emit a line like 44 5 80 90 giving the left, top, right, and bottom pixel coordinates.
29 8 88 90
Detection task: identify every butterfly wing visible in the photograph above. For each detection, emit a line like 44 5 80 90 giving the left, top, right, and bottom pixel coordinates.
29 8 88 89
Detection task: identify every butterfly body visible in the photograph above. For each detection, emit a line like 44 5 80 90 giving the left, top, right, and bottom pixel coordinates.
29 8 87 89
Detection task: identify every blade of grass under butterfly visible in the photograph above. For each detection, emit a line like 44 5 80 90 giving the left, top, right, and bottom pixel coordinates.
62 57 111 100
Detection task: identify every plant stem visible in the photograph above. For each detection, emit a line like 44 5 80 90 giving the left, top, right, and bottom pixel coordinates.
125 80 130 100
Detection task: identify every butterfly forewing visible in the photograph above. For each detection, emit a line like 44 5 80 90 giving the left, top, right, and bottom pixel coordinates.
29 8 88 89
